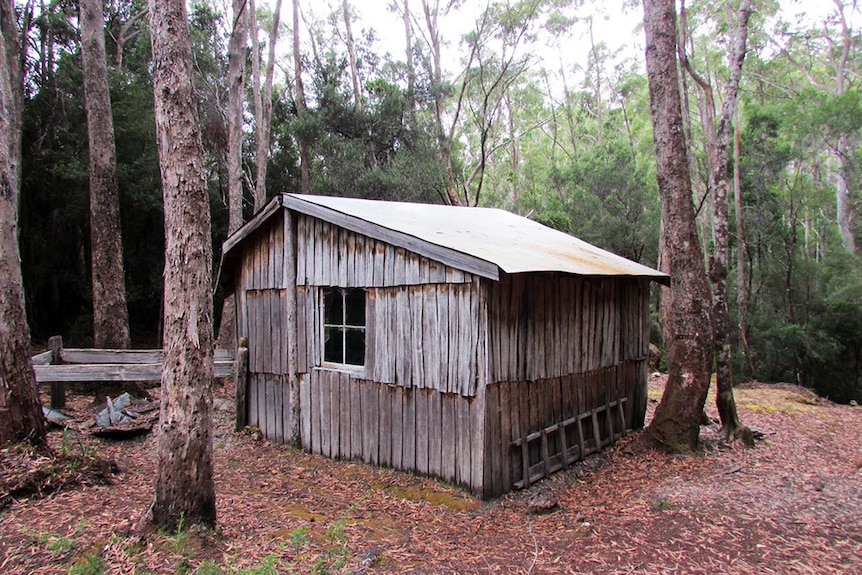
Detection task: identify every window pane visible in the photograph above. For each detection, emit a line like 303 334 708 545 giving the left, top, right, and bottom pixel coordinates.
345 289 366 326
323 288 343 325
323 326 344 363
345 328 365 366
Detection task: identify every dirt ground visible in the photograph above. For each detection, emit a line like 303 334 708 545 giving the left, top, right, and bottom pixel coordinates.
1 375 861 575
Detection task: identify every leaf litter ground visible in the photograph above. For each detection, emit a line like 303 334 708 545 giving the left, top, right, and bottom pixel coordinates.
1 375 860 574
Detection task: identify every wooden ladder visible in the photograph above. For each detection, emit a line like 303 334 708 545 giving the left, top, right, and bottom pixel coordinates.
512 398 629 489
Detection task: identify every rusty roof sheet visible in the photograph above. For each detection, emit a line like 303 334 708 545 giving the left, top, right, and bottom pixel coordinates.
283 194 668 283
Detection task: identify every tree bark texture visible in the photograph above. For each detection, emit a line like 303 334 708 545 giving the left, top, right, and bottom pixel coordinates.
642 0 713 452
251 0 282 211
680 0 750 435
708 0 750 436
227 0 246 234
293 0 310 194
148 0 216 531
80 0 131 349
248 0 263 209
0 0 48 448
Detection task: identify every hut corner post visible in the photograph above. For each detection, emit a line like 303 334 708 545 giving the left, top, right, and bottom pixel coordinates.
234 339 249 431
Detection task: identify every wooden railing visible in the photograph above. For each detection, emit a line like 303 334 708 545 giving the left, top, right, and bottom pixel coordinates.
31 336 249 412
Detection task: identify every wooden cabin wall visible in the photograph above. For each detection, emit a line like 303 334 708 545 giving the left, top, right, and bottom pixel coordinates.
483 275 652 497
296 215 472 288
235 211 295 442
487 274 628 383
293 213 491 495
296 283 481 396
298 371 485 495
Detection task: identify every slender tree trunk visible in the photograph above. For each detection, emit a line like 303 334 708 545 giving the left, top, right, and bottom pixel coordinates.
342 0 362 110
0 0 48 449
642 0 713 453
835 135 856 253
292 0 310 194
227 0 246 233
147 0 216 531
710 0 751 437
421 0 463 206
248 0 264 210
80 0 130 349
402 0 416 123
252 0 282 209
734 113 754 374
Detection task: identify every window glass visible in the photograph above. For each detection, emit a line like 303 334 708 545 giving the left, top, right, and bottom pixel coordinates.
345 328 365 366
323 326 344 364
345 289 366 326
323 289 343 325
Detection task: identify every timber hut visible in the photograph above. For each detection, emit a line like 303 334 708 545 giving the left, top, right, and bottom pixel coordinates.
221 194 668 498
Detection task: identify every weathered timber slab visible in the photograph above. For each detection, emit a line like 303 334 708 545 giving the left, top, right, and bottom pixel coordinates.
58 348 236 364
34 361 236 382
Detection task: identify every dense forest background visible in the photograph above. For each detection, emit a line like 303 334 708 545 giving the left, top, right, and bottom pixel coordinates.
15 0 862 403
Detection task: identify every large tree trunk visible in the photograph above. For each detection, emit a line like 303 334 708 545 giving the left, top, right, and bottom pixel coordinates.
218 0 247 352
147 0 216 531
292 0 310 194
679 0 751 436
226 0 246 233
0 0 48 449
642 0 713 453
80 0 130 349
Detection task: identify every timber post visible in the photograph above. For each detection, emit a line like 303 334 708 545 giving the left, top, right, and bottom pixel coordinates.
235 338 249 431
48 335 64 409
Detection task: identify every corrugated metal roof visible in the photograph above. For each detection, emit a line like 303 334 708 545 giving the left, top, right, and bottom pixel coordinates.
281 194 668 283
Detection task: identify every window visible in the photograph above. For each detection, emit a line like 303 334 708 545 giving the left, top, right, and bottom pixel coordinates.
321 287 366 368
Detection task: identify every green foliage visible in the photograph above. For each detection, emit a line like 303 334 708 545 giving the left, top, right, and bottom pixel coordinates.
69 552 107 575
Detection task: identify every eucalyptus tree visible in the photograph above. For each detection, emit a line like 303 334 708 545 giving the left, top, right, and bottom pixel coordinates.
642 0 714 452
81 0 131 349
248 0 283 210
147 0 216 530
227 0 247 233
677 0 752 438
0 0 48 449
771 0 862 254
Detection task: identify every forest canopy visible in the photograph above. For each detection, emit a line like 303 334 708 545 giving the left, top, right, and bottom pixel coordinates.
14 0 862 403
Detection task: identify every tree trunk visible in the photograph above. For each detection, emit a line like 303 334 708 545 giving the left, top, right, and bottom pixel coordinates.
0 0 48 449
342 0 362 111
835 135 856 253
227 0 246 233
642 0 713 453
251 0 282 210
80 0 131 349
734 113 755 374
147 0 216 531
402 0 416 123
709 0 751 437
421 0 464 206
292 0 310 194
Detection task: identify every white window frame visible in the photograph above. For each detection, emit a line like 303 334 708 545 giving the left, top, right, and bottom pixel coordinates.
319 287 366 371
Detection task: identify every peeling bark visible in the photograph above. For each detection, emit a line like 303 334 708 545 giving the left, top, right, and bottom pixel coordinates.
0 0 48 449
81 0 130 349
147 0 216 531
642 0 713 453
